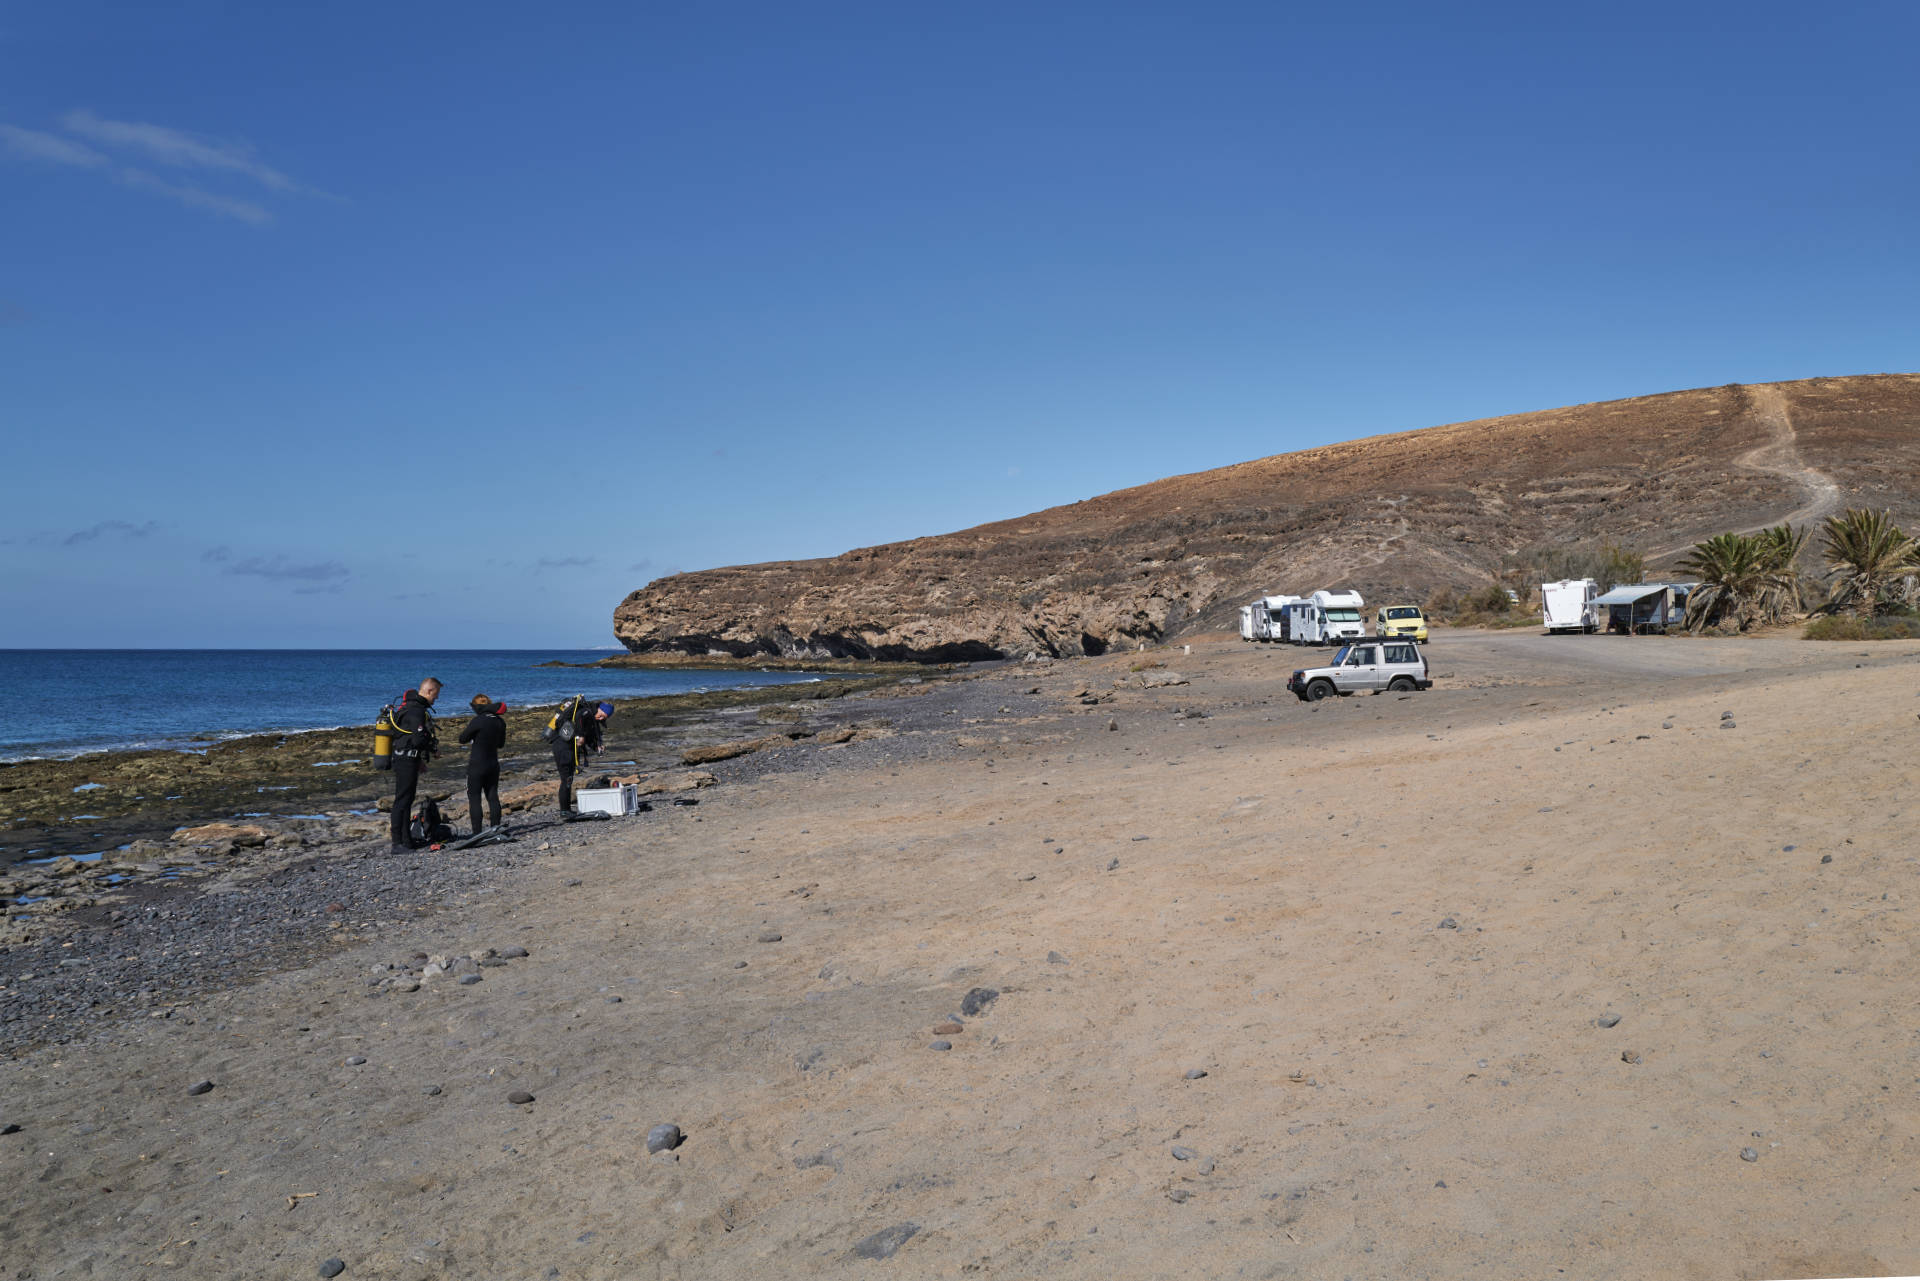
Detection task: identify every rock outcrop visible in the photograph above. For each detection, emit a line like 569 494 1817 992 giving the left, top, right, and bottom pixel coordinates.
613 375 1920 661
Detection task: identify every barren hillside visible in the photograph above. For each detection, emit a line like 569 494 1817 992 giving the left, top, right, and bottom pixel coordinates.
613 375 1920 660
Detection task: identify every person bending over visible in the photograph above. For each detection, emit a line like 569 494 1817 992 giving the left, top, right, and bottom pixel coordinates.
553 698 613 812
460 694 508 835
388 677 440 854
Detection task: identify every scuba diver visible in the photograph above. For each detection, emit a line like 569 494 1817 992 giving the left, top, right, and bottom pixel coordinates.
551 697 613 813
387 677 441 854
459 693 508 835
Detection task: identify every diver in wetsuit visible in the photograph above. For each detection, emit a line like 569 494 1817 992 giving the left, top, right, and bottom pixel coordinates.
459 694 508 834
553 699 612 812
387 678 440 854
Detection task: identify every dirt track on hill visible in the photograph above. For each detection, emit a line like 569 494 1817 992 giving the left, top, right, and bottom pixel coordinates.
5 630 1920 1280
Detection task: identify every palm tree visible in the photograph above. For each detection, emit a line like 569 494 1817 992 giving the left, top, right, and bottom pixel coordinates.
1752 522 1810 618
1682 532 1768 632
1821 508 1917 617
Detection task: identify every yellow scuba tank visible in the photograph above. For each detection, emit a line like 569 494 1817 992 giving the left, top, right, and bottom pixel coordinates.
372 705 396 771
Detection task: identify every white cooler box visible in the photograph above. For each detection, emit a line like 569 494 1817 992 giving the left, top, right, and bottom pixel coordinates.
574 783 639 817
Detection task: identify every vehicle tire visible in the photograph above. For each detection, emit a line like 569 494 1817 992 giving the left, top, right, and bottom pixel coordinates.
1388 676 1416 692
1306 680 1335 702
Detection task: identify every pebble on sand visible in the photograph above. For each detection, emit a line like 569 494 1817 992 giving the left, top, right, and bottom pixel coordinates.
1597 1012 1623 1028
508 1090 535 1105
458 974 483 985
1167 1188 1191 1203
344 1055 366 1066
187 1080 215 1096
933 1021 963 1035
646 1123 683 1153
422 1086 442 1096
499 945 529 958
757 931 784 943
1 1123 21 1134
1171 1146 1197 1161
1047 950 1068 964
319 1259 346 1278
960 987 1000 1016
1436 917 1458 930
1183 1068 1208 1080
851 1222 920 1260
929 1039 953 1051
1740 1147 1760 1162
605 994 623 1003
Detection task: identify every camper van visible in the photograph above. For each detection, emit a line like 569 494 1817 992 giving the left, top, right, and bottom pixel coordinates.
1541 579 1599 634
1261 594 1304 642
1285 590 1367 645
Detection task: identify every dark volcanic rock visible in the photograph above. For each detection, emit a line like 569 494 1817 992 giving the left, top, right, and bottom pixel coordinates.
851 1222 920 1260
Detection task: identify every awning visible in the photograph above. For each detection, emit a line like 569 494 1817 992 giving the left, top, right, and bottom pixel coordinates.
1593 584 1670 606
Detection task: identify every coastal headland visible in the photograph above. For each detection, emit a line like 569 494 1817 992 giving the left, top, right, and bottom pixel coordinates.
4 628 1917 1277
612 374 1920 661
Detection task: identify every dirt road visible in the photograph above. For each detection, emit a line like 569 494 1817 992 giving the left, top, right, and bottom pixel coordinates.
5 630 1918 1279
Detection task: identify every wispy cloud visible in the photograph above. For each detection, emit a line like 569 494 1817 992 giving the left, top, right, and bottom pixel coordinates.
63 519 159 546
536 556 596 572
227 556 349 583
0 123 107 169
0 111 316 224
118 168 268 224
627 558 653 573
205 547 350 584
62 109 298 192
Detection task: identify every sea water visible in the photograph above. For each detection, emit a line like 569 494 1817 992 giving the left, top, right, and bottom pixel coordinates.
0 650 833 761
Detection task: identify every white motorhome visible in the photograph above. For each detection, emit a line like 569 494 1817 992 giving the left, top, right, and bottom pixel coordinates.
1239 605 1256 641
1260 594 1304 642
1541 578 1599 633
1285 589 1367 645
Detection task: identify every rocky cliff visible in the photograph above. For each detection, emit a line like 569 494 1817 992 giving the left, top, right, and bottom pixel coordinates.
613 375 1920 661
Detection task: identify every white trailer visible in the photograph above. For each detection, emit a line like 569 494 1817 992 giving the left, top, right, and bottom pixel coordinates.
1260 594 1304 642
1239 605 1256 641
1541 578 1599 633
1285 590 1367 645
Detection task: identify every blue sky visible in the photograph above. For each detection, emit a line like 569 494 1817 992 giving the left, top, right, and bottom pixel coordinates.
3 1 1915 648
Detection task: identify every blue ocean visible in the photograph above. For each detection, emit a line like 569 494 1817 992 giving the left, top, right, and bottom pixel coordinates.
0 650 835 761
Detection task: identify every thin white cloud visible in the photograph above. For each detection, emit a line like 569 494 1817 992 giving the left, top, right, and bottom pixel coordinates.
0 123 107 169
117 167 269 224
0 111 316 224
62 109 298 192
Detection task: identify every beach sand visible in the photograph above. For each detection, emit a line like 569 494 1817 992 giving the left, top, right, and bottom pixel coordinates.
3 629 1917 1279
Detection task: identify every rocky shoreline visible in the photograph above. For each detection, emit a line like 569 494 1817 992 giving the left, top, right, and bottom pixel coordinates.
0 674 905 964
0 662 1007 1054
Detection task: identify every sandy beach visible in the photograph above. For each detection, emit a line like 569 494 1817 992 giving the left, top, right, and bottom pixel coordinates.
3 629 1918 1279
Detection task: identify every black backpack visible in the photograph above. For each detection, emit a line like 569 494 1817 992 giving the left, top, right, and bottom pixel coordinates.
410 797 455 846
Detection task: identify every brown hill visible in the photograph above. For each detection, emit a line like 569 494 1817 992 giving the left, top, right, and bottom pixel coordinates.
612 374 1920 660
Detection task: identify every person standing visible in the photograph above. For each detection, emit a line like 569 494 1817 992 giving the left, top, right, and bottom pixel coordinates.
459 694 508 835
552 697 613 813
387 677 440 854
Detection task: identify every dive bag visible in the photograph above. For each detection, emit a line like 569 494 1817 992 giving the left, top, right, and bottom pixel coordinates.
409 797 454 846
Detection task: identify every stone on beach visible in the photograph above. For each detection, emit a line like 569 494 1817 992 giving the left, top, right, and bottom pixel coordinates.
646 1123 684 1153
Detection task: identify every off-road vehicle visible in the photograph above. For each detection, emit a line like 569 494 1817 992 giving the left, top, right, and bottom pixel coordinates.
1288 640 1433 701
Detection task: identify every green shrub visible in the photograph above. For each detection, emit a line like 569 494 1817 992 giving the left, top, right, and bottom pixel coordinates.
1803 615 1920 641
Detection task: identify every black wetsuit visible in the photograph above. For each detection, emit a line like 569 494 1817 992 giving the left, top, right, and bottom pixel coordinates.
552 699 604 812
388 690 437 848
459 704 507 832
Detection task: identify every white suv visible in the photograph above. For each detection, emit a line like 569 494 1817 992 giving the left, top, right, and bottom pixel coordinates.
1288 640 1433 701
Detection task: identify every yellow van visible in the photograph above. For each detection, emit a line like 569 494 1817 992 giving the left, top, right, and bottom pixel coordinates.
1376 605 1429 642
